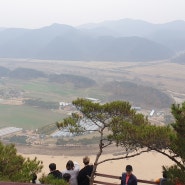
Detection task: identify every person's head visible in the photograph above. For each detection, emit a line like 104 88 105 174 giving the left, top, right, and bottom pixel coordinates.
125 165 133 175
49 163 56 171
31 173 37 184
66 160 74 170
63 173 71 182
83 156 90 165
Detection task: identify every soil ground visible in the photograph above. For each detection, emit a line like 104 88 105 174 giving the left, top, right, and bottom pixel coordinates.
15 143 123 156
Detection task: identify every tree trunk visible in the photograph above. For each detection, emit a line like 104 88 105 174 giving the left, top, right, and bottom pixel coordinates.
89 133 104 185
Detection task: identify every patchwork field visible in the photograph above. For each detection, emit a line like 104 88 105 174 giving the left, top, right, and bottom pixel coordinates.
0 58 185 130
0 104 64 129
0 58 183 182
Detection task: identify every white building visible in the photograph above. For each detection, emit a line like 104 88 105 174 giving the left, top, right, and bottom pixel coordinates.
150 109 155 116
0 127 22 137
85 97 100 103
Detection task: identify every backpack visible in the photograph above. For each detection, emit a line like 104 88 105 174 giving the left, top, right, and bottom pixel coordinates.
120 173 126 185
160 178 168 185
121 173 126 180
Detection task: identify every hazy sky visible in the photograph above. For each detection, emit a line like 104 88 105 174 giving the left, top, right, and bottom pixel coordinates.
0 0 185 28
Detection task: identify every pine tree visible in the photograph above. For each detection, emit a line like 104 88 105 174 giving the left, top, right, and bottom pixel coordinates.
0 142 43 182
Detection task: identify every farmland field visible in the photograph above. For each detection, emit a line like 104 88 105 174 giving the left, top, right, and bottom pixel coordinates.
0 104 65 129
0 58 185 130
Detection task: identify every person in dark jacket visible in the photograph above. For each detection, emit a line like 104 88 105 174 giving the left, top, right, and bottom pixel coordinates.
77 156 93 185
120 165 137 185
48 163 63 179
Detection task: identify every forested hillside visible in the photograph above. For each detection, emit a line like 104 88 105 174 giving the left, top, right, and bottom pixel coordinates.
0 66 173 110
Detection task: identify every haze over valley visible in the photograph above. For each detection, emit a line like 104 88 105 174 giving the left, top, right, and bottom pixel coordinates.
0 19 185 62
1 2 185 184
0 18 185 153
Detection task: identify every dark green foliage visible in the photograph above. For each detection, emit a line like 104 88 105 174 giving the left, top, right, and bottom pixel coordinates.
170 103 185 166
161 103 185 184
171 103 185 138
109 118 174 150
56 98 185 185
0 141 43 182
103 81 173 109
9 68 46 80
110 102 185 184
49 74 96 88
39 173 68 185
56 98 150 185
163 165 185 184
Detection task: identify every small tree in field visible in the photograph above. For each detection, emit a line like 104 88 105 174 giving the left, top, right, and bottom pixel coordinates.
0 141 43 182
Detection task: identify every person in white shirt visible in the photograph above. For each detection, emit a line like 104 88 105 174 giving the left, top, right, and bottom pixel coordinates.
62 160 80 185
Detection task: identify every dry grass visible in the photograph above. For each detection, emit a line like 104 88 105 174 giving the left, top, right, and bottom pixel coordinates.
0 58 185 103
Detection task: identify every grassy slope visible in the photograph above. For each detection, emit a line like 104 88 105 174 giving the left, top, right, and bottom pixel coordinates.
0 78 108 130
6 78 106 101
0 104 65 129
1 59 182 130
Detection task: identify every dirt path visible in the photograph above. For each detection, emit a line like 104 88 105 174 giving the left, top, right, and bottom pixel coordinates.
16 144 123 156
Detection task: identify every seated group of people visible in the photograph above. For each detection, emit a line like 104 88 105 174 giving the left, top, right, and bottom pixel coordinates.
48 156 93 185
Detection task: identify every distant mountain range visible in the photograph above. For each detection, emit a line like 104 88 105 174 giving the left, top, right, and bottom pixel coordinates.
0 19 185 61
